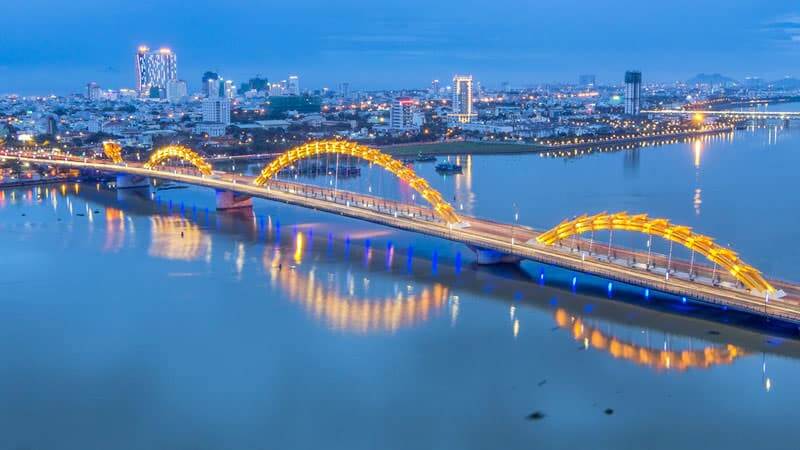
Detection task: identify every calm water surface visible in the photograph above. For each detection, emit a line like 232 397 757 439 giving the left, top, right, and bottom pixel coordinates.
1 120 800 449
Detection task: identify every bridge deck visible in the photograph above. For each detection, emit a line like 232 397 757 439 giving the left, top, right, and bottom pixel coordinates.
5 150 800 325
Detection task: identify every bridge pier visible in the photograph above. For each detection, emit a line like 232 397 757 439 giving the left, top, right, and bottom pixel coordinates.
215 189 253 210
467 245 522 265
116 173 150 190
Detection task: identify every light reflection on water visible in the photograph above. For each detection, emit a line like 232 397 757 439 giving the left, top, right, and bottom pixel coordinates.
2 124 800 449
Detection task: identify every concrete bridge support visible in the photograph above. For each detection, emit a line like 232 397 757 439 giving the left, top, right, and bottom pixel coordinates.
467 245 522 265
215 189 253 210
116 173 151 190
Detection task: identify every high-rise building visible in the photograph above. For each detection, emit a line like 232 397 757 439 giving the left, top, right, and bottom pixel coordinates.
135 46 178 97
202 71 219 96
287 75 300 96
205 78 219 98
202 97 231 125
389 98 418 131
430 79 440 96
86 82 102 101
223 79 236 99
45 115 58 136
451 74 475 123
269 81 285 96
624 71 642 116
167 80 188 103
579 74 596 88
339 82 350 98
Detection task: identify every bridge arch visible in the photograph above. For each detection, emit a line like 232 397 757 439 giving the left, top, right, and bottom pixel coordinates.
102 141 123 163
144 145 213 176
536 212 775 294
253 140 460 224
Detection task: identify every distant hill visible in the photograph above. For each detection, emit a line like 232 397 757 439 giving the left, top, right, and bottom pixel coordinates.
686 73 737 86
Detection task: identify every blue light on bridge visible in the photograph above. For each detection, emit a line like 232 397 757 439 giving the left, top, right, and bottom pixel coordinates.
407 246 414 273
539 269 545 285
644 288 650 299
455 251 462 274
571 276 577 292
682 296 687 304
607 282 613 297
432 250 438 275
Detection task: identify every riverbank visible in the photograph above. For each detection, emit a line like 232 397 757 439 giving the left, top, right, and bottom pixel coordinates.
0 177 79 188
380 126 734 157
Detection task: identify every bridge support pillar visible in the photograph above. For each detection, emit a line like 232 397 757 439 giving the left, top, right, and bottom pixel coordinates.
116 173 150 190
467 245 522 265
216 189 253 210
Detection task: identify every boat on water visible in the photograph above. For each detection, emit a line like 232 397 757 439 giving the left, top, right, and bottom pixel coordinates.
435 161 462 174
415 153 437 162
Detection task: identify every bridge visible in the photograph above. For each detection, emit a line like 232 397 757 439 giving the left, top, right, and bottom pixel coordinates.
643 109 800 119
3 139 800 326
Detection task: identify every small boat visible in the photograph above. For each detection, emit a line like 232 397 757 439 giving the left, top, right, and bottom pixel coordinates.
416 153 437 162
435 161 462 174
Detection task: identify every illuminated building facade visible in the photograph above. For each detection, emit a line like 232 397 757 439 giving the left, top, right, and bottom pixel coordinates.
202 97 231 125
389 97 417 130
451 74 475 123
135 46 178 97
624 70 642 116
430 79 440 96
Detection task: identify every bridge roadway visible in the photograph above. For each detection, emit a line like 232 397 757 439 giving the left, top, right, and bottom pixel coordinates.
7 150 800 325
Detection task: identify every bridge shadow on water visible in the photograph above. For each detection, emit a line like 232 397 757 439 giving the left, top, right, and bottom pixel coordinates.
70 184 800 363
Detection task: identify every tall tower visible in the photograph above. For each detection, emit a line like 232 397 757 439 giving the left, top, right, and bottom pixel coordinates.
287 75 300 96
624 71 642 116
451 74 475 123
135 46 178 97
430 79 440 96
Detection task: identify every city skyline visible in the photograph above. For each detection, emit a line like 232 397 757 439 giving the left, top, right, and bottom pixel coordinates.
3 0 800 95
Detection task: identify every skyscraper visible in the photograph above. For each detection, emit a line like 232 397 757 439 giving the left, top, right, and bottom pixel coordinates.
430 79 440 96
339 82 350 99
389 98 417 131
624 71 642 116
287 75 300 96
223 79 236 99
202 71 219 96
167 80 188 103
451 74 475 123
135 46 178 97
86 82 102 101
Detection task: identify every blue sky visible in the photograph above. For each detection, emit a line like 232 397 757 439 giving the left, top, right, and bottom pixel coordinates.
2 0 800 94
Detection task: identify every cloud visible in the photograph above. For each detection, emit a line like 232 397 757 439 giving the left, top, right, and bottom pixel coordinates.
762 15 800 42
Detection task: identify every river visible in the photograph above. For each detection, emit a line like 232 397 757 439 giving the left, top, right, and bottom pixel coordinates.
1 116 799 449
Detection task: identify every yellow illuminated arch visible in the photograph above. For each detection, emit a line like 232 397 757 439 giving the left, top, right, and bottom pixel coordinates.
253 140 460 224
102 141 123 163
143 145 213 176
537 212 775 294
